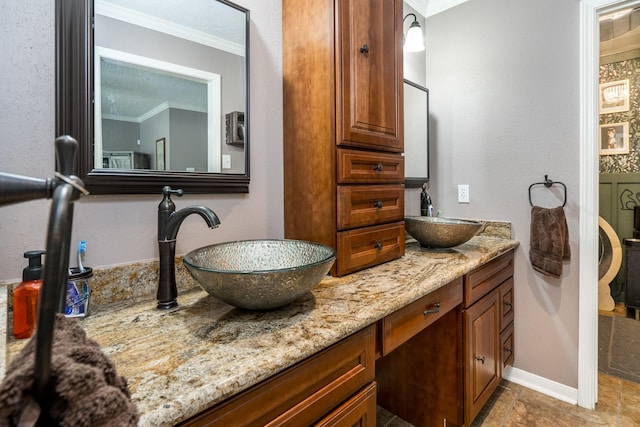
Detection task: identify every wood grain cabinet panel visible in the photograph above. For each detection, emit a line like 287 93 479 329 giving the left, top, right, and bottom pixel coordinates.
376 298 463 427
315 382 377 427
179 326 376 427
337 149 404 183
500 322 515 374
283 0 404 276
463 288 500 424
336 223 405 276
337 185 404 230
380 277 462 355
464 251 514 307
337 0 402 151
462 249 515 426
499 277 514 332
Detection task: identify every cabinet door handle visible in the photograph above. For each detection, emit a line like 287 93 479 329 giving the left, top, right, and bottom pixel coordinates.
373 242 383 250
373 200 383 209
423 302 441 315
505 347 513 354
476 356 486 364
504 301 513 308
373 163 384 172
360 44 369 54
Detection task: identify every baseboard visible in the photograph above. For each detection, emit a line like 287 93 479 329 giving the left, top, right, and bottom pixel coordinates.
503 366 579 405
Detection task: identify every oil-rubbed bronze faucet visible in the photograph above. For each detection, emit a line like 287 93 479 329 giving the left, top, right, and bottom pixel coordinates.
157 186 220 309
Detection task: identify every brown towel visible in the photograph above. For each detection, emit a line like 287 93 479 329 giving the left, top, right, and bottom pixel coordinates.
0 314 139 427
530 206 571 278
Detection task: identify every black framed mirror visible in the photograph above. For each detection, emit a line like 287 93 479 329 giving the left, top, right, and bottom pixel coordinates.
56 0 250 194
403 79 429 188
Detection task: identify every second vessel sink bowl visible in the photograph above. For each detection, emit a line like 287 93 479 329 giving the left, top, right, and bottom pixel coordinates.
405 216 484 249
183 239 336 310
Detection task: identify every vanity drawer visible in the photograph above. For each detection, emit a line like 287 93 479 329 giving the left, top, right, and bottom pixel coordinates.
180 325 376 426
337 185 404 230
500 322 515 373
464 251 514 307
499 277 514 332
314 382 377 427
335 222 405 276
380 277 463 355
337 148 404 184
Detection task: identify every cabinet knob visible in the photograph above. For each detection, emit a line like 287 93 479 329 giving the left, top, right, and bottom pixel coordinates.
373 200 383 209
373 242 383 250
423 303 441 315
373 163 383 172
360 44 369 54
476 356 486 364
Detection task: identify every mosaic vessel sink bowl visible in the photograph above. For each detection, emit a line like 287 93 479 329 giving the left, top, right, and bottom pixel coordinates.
405 216 484 249
183 239 336 310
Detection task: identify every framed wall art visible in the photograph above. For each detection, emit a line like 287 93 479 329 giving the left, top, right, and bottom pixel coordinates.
599 79 629 114
599 122 629 155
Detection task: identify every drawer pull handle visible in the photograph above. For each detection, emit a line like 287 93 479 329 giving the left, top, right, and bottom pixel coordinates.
476 356 486 364
360 44 369 54
373 242 383 250
373 200 383 209
423 303 441 315
373 163 384 172
504 301 513 308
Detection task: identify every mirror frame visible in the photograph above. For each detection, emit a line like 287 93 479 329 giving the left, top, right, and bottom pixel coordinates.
403 79 429 188
56 0 250 194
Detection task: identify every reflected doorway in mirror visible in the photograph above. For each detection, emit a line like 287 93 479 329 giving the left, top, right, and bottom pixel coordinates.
155 138 166 170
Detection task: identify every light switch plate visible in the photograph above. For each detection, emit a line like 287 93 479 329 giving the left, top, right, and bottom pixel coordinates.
222 154 231 169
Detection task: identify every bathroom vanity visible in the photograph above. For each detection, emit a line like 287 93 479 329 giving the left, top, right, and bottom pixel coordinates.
3 235 517 426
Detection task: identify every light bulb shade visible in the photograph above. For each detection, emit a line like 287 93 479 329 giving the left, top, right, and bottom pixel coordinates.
404 22 425 52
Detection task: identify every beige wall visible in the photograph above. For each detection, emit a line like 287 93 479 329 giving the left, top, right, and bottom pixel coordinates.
0 0 284 278
424 0 581 388
1 0 584 390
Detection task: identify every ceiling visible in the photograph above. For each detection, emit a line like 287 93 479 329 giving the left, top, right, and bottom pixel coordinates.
96 0 245 121
600 7 640 42
405 0 471 18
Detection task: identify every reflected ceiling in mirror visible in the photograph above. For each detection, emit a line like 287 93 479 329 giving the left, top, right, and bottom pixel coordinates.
95 0 246 175
55 0 250 194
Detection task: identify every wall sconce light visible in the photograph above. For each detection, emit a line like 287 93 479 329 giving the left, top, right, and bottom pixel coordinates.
403 13 425 53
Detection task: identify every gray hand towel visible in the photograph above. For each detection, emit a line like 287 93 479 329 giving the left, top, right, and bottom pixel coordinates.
0 314 139 426
530 206 571 278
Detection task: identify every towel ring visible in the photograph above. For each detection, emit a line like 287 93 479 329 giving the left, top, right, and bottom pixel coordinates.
528 175 567 207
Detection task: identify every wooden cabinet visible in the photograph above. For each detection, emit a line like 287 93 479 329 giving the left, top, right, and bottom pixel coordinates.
462 251 515 425
315 382 377 427
463 287 500 422
376 279 464 427
283 0 405 276
178 326 376 426
379 277 462 355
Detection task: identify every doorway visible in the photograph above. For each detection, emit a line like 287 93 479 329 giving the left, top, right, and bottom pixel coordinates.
579 0 640 410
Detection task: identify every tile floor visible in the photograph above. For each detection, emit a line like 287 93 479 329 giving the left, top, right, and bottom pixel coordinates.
377 373 640 426
471 373 640 426
378 305 640 426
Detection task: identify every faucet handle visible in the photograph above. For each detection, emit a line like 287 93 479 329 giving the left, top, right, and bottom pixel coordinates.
162 186 184 198
55 135 78 177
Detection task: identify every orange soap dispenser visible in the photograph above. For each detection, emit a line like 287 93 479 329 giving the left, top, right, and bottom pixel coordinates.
13 250 45 339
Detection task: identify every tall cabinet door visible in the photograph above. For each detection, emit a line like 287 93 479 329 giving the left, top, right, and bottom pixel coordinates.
463 288 500 424
337 0 403 152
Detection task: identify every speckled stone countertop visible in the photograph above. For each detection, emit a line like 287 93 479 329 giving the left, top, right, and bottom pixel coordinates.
3 232 517 426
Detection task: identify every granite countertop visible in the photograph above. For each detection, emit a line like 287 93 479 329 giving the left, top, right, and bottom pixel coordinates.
3 234 518 426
